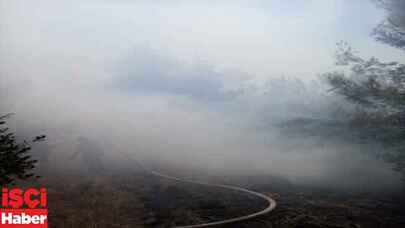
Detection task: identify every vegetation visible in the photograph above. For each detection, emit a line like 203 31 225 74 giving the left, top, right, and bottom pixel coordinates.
372 0 405 50
326 41 405 126
322 0 405 171
0 114 45 186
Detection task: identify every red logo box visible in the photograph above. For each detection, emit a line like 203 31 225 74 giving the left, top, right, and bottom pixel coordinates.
1 209 48 228
1 188 48 228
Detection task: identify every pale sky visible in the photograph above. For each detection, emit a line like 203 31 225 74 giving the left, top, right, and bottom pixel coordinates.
1 0 404 88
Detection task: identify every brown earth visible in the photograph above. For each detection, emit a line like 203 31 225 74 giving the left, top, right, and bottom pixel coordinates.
25 168 405 228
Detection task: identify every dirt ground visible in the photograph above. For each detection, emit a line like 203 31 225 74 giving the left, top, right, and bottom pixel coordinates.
27 168 405 228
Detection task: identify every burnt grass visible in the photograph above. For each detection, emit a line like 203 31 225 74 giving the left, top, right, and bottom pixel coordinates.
31 168 405 228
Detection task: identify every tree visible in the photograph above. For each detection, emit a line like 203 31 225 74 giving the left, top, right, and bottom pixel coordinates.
324 42 405 150
372 0 405 50
322 1 405 171
0 114 46 186
324 0 405 121
326 42 405 118
324 0 405 129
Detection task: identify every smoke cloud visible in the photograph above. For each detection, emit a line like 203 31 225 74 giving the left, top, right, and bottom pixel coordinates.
1 0 403 192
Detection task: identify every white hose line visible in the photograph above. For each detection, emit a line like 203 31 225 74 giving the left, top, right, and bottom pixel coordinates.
149 171 276 227
127 155 276 227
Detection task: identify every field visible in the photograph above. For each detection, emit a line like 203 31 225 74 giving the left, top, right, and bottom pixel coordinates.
29 166 405 228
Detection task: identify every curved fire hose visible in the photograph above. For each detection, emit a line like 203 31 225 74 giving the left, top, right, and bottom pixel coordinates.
128 155 277 227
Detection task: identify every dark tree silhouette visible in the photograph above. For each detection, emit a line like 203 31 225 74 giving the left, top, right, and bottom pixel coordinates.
326 42 405 116
322 1 405 171
326 1 405 118
324 1 405 129
0 114 46 186
372 0 405 50
324 42 405 156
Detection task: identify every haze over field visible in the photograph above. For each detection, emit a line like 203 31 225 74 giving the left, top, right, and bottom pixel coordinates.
1 0 404 192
